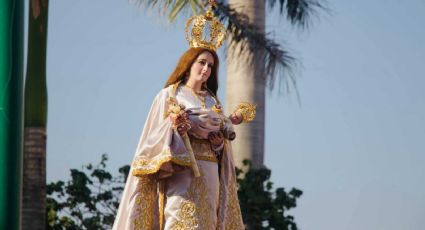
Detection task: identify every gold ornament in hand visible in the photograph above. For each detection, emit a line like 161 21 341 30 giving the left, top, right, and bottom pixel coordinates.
233 102 257 123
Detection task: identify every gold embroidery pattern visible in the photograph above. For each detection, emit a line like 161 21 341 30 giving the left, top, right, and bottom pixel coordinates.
171 168 215 230
217 142 245 230
132 149 192 176
190 137 218 163
195 155 218 163
171 200 198 230
133 176 157 230
189 173 215 229
224 174 244 230
159 181 165 230
190 137 212 150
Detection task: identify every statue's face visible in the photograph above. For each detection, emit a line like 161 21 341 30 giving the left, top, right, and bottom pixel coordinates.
189 51 215 84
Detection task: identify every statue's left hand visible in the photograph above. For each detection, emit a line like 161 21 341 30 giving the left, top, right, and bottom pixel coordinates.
208 131 224 146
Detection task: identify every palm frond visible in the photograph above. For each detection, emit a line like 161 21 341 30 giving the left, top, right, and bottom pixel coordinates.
132 0 203 20
130 0 326 94
168 0 187 21
267 0 328 28
215 2 297 91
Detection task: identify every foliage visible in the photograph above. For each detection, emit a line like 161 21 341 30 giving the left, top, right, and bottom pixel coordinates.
46 154 129 229
46 155 302 230
237 160 303 230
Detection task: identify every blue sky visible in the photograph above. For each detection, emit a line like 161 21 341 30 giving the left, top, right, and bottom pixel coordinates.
36 0 425 229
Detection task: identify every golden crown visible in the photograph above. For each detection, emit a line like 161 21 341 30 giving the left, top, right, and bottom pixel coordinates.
184 0 226 51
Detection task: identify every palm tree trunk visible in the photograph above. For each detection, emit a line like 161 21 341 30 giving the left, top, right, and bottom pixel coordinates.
22 0 49 229
0 0 24 229
22 128 46 230
226 0 266 169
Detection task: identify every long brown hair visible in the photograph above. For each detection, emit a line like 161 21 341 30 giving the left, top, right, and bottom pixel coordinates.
164 47 220 96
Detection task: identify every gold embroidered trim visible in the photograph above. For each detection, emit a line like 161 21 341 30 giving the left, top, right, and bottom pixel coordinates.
131 145 218 177
132 149 192 176
188 172 215 229
224 174 244 229
172 81 180 96
189 136 210 144
217 141 245 229
133 175 156 229
190 137 219 163
191 139 213 153
159 181 165 230
195 155 218 163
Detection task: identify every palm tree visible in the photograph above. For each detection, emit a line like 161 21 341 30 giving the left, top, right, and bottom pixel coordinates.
223 0 325 168
22 0 49 229
225 0 267 169
134 0 325 169
0 0 24 229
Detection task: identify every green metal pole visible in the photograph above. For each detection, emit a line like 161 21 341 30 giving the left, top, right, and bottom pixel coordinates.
0 0 24 229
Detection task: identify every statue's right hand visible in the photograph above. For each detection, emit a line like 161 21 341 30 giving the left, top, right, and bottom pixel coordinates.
170 111 191 136
176 123 191 136
170 112 186 125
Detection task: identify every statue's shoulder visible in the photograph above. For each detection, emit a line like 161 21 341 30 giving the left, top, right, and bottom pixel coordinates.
155 86 173 101
164 82 181 98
